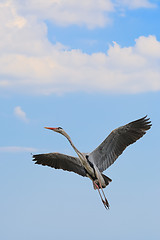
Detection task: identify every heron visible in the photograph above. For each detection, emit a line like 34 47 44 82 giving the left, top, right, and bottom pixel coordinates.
33 116 151 209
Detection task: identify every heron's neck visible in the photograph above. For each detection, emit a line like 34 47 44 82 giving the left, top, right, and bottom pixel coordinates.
62 131 96 177
63 132 86 165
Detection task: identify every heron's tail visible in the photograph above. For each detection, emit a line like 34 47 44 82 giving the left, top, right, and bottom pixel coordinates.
93 174 112 189
102 174 112 187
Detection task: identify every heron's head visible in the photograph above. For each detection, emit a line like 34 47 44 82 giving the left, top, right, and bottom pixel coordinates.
44 126 65 134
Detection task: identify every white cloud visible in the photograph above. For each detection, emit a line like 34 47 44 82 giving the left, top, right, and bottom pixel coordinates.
135 35 160 58
0 1 159 95
1 0 156 30
115 0 156 9
0 146 37 153
14 106 29 123
1 33 160 95
16 0 114 29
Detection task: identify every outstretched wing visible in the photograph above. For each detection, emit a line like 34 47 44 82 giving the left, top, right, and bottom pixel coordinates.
88 116 152 172
33 152 87 177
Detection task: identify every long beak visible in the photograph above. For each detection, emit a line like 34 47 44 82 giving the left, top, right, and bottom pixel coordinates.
44 127 57 131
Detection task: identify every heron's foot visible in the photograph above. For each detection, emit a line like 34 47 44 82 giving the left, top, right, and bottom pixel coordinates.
93 180 110 210
102 199 110 210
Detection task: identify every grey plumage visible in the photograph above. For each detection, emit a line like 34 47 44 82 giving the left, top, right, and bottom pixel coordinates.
33 116 151 174
33 152 86 177
88 115 152 172
32 116 151 209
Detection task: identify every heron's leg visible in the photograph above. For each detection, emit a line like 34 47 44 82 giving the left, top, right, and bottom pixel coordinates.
93 181 108 210
93 182 103 201
98 181 110 209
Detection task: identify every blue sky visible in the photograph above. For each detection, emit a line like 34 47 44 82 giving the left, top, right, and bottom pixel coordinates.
0 0 160 240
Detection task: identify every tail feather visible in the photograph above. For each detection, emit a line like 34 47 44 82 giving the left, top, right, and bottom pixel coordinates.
93 174 112 189
102 174 112 187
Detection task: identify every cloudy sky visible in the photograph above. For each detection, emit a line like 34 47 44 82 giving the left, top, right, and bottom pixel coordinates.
0 0 160 240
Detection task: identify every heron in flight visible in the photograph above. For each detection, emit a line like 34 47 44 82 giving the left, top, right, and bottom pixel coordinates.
33 116 151 209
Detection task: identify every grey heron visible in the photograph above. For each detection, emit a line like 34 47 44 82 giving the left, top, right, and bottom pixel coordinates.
33 116 151 209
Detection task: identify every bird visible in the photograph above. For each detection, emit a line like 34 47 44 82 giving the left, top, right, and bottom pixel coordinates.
33 116 151 209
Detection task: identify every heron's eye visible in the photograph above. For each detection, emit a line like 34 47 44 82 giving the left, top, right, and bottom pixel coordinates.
58 127 63 130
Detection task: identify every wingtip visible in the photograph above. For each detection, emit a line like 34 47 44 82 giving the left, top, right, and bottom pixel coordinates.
144 115 152 129
138 115 152 130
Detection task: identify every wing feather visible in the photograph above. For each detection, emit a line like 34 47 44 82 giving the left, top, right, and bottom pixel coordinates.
88 116 152 172
33 152 87 177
